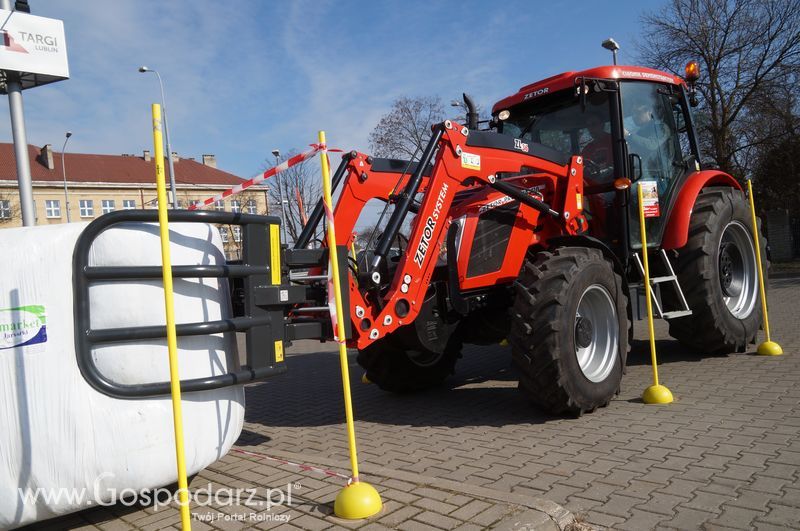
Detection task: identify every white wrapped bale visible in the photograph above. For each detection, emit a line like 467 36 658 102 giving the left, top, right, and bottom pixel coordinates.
0 221 244 529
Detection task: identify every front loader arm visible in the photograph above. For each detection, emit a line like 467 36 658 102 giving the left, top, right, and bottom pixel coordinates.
346 121 588 350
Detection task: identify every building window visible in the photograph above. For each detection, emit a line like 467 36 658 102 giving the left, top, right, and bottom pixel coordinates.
122 200 136 210
101 200 115 214
231 200 241 213
214 200 225 211
233 226 242 242
176 200 185 209
0 200 10 219
219 227 229 243
45 200 61 218
79 200 94 218
246 199 257 214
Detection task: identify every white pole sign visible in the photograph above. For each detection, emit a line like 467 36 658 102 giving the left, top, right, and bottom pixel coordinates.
0 9 68 80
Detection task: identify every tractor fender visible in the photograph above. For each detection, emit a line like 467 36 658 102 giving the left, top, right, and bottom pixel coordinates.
661 171 742 250
546 235 627 291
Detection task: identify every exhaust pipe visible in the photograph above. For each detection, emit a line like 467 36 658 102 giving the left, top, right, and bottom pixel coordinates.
463 93 478 130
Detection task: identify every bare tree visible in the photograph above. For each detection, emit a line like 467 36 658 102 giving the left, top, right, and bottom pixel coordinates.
261 151 321 243
369 96 446 159
354 224 378 251
639 0 800 175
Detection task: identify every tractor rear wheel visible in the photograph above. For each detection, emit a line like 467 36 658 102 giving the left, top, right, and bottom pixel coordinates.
356 331 462 393
667 187 766 353
510 247 628 416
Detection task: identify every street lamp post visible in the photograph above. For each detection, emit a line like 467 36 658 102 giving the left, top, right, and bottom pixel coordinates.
602 38 620 65
271 149 289 243
61 131 73 222
138 66 177 208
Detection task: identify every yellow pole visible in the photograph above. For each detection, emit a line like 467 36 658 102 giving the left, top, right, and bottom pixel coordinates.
152 104 192 530
319 131 382 519
746 179 783 356
638 183 673 404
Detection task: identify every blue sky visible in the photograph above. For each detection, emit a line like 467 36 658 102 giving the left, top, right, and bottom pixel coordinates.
1 0 659 178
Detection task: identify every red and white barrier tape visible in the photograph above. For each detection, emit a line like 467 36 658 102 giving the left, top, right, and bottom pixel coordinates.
230 447 351 480
188 144 325 210
318 143 346 344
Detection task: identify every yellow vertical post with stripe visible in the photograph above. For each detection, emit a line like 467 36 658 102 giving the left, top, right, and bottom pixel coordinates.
747 179 782 356
638 183 673 405
319 131 382 520
152 104 192 530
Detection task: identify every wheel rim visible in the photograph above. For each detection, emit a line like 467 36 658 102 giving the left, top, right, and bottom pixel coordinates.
718 221 758 319
574 285 618 383
407 348 443 368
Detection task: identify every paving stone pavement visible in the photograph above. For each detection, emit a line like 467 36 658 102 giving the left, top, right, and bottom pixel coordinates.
233 278 800 530
25 278 800 530
24 443 570 530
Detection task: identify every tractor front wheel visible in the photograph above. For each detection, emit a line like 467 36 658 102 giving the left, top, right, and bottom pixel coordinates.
510 247 628 416
667 187 766 353
356 331 462 393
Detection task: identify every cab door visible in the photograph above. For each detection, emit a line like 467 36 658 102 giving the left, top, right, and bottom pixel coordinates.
620 81 697 247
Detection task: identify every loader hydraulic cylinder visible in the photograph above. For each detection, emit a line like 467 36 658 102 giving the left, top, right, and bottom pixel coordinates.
489 179 560 219
370 125 444 277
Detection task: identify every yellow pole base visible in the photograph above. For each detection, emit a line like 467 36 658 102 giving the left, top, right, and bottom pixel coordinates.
757 341 783 356
499 338 509 347
361 373 371 384
334 481 383 519
642 384 673 404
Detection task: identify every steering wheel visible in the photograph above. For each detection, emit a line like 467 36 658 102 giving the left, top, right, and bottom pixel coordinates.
583 158 614 186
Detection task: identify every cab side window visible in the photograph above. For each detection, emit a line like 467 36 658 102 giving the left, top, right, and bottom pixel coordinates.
622 82 690 196
622 82 693 247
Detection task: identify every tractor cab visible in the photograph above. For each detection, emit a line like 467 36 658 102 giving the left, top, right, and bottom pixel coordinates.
491 65 702 252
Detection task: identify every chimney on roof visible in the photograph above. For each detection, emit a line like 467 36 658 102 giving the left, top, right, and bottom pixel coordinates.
39 144 54 170
171 151 178 163
202 154 217 168
143 149 151 162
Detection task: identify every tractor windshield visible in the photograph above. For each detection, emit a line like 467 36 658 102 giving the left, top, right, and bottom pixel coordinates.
498 89 613 181
498 90 609 155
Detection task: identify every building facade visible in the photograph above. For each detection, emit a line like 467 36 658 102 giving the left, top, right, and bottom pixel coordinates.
0 143 270 259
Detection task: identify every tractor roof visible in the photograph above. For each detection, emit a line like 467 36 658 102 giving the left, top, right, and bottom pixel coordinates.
491 65 685 114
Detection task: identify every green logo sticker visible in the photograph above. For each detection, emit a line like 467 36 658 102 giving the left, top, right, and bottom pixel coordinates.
0 305 47 350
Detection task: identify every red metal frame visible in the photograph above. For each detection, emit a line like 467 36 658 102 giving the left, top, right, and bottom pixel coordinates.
317 122 587 350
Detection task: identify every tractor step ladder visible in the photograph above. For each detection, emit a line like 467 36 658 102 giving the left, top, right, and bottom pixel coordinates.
634 249 693 320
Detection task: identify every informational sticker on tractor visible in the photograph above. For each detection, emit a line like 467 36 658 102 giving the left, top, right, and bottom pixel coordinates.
0 305 47 350
274 340 284 363
640 181 660 217
461 152 481 170
576 192 583 210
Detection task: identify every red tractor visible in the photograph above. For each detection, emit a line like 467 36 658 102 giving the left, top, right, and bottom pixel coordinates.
279 64 765 416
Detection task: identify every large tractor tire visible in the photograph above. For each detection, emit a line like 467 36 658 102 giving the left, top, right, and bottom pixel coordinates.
667 187 766 353
356 331 462 393
510 247 628 416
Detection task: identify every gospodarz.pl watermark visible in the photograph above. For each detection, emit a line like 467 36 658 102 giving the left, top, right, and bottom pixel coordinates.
18 472 299 521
